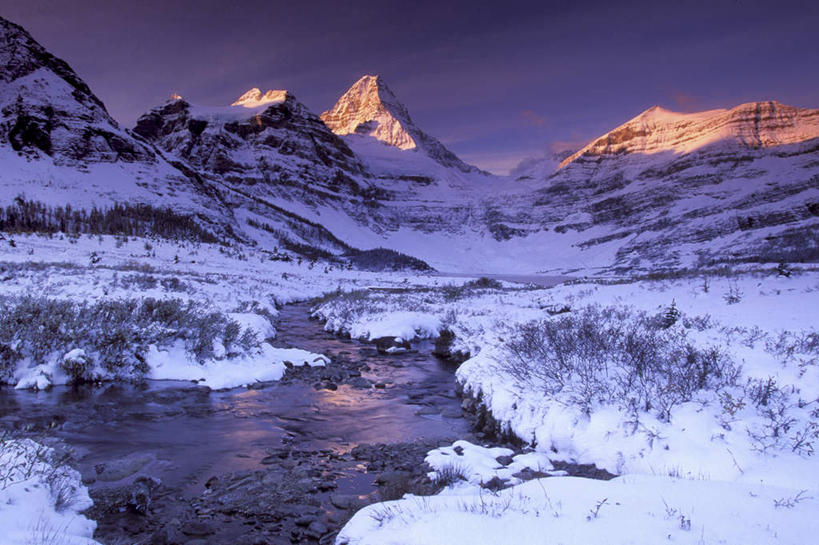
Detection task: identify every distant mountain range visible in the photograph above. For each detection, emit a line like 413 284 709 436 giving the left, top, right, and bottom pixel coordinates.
1 15 817 273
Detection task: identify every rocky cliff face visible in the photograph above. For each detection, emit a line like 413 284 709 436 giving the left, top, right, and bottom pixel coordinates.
321 75 482 174
134 89 373 204
134 89 399 255
0 16 147 165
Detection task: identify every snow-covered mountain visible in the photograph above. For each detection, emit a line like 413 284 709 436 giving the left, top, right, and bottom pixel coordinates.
2 14 817 273
133 88 395 255
321 75 482 174
510 101 819 271
0 16 227 224
559 101 819 167
133 82 507 261
134 89 367 196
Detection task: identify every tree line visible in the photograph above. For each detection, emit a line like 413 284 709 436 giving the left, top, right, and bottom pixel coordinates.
0 196 219 243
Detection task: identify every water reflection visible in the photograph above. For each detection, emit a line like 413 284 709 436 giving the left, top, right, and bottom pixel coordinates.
0 302 470 496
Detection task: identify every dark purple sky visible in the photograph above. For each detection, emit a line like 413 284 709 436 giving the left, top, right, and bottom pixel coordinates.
3 0 818 173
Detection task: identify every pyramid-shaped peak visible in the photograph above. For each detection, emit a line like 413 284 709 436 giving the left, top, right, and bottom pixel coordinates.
321 74 483 173
351 74 386 90
231 88 288 108
321 75 416 150
336 75 408 116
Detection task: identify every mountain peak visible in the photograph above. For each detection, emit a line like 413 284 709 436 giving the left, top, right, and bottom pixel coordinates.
231 88 288 108
0 16 105 113
321 75 482 173
320 75 416 150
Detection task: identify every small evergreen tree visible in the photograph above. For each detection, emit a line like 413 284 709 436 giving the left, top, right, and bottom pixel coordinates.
662 300 681 329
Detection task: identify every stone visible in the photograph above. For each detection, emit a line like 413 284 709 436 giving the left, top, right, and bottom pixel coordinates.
495 455 514 466
294 514 317 527
181 521 215 537
305 520 328 539
482 475 509 492
330 494 365 510
95 453 154 482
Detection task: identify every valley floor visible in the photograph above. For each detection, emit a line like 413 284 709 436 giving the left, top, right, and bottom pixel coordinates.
1 232 817 544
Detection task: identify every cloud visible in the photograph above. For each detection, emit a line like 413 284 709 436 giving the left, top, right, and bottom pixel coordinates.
548 138 587 155
520 109 547 127
666 89 701 111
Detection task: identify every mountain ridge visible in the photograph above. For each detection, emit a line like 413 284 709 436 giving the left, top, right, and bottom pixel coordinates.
558 100 819 170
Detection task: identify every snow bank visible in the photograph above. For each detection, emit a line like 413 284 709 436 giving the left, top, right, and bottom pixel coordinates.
454 274 819 488
424 440 557 487
338 311 442 342
0 439 100 545
337 474 819 545
146 341 329 389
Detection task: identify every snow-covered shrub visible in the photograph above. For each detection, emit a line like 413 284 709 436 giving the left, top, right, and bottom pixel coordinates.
0 296 265 383
765 330 819 368
159 276 188 292
661 300 681 329
0 435 80 511
432 461 469 488
723 283 743 304
222 319 242 352
119 273 158 290
442 277 504 300
744 377 819 455
59 349 92 383
316 289 373 326
501 306 740 421
0 434 98 545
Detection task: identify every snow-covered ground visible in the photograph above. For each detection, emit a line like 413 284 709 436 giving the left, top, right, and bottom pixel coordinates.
0 232 459 390
3 231 818 544
0 438 100 545
338 469 819 545
315 269 819 544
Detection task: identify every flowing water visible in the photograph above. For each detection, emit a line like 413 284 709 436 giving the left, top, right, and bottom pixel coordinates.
0 302 475 543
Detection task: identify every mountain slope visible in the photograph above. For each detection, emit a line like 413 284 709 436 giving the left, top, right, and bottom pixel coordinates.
134 89 370 200
510 101 819 271
134 89 400 255
0 15 228 226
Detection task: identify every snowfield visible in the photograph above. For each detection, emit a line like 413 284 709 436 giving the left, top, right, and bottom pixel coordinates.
0 232 453 390
315 269 819 544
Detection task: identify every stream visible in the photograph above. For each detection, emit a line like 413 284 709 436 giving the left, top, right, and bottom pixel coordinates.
0 302 478 544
